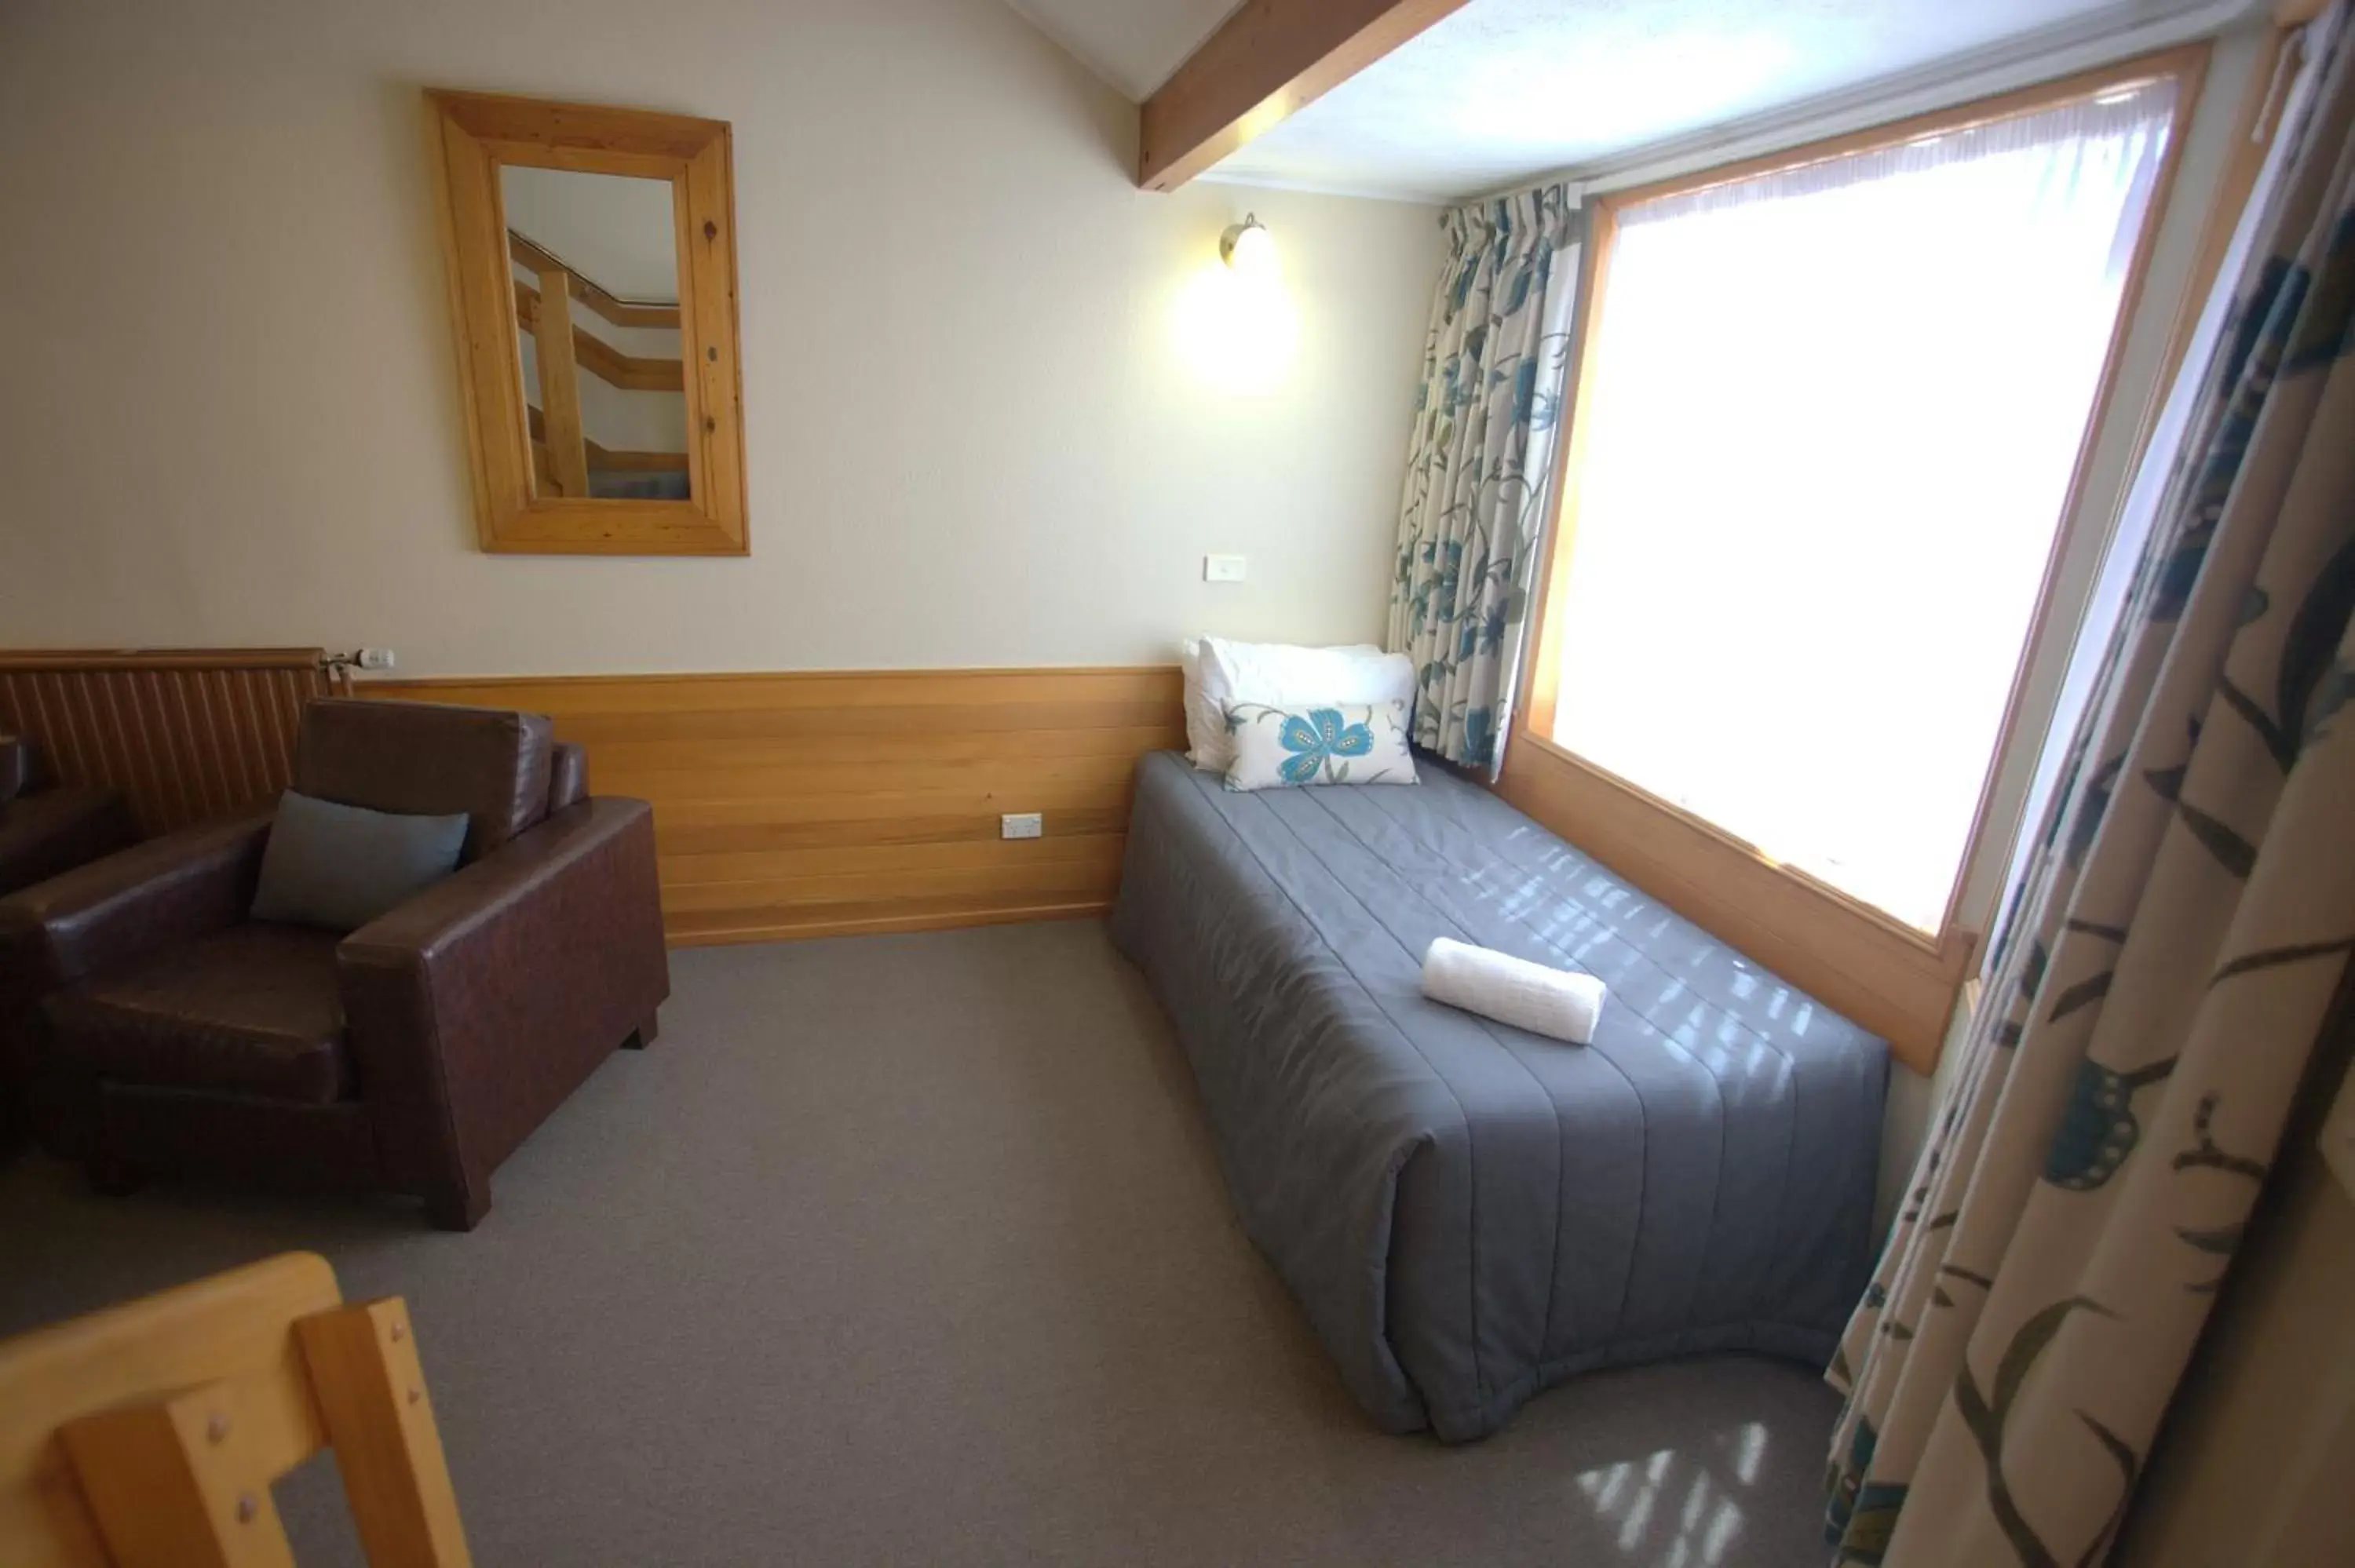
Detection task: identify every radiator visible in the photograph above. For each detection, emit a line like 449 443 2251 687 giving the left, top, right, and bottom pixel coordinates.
0 649 349 835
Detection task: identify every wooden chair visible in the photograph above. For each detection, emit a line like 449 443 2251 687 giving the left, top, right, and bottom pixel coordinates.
0 1253 470 1567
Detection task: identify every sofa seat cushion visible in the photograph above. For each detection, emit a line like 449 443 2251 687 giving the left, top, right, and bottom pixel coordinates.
46 923 353 1105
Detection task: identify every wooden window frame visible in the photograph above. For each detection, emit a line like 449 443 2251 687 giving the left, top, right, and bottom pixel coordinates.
426 90 749 556
1501 44 2211 1073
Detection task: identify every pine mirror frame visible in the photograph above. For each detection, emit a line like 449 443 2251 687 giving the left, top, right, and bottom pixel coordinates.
427 89 749 556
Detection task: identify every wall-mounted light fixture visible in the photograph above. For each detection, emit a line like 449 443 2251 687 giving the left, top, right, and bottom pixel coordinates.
1178 212 1296 395
1219 214 1278 279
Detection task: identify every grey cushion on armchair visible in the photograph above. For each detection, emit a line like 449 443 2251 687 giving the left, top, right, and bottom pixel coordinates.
248 790 469 932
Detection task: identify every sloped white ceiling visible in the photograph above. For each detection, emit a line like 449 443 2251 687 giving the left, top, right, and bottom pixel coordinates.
999 0 1241 100
1192 0 2221 202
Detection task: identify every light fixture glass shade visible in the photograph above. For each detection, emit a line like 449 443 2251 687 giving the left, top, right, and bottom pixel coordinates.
1220 215 1278 279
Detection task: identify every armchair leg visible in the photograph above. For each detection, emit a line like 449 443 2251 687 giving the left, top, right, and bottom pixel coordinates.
424 1182 490 1232
623 1013 659 1050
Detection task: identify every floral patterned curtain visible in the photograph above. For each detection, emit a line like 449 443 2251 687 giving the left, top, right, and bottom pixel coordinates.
1826 15 2355 1565
1388 184 1583 775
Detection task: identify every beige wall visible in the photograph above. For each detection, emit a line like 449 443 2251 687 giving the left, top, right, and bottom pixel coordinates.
0 0 1443 677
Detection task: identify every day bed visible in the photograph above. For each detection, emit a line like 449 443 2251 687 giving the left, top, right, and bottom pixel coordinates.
0 698 668 1229
1111 750 1888 1442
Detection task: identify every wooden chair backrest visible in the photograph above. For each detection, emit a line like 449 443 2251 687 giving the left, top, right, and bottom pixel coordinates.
0 1252 471 1568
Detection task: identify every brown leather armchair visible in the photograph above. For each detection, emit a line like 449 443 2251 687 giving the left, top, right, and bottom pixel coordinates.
0 699 669 1229
0 735 137 1153
0 735 135 899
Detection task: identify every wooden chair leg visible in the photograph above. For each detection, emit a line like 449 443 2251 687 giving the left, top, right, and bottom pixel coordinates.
61 1380 299 1568
296 1300 473 1567
622 1012 659 1050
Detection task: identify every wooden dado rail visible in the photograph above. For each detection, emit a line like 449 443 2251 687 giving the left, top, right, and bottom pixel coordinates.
369 666 1187 946
0 649 348 835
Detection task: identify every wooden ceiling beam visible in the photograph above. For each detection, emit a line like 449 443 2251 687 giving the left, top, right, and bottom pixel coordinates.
1137 0 1470 193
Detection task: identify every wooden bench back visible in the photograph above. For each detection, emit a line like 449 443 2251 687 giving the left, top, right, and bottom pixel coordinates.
0 1252 470 1567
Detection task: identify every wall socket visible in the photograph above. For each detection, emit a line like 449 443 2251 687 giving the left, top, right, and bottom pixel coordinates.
1203 554 1247 583
1000 812 1043 840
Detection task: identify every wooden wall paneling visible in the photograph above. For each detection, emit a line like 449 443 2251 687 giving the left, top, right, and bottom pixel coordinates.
1496 737 1973 1073
367 666 1186 946
0 650 345 836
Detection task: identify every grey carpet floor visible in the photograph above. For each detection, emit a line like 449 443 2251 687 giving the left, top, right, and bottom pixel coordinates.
0 921 1840 1567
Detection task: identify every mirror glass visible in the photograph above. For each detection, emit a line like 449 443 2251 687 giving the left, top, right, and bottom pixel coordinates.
502 166 689 501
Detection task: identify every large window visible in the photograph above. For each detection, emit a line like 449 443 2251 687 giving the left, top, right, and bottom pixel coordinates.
1539 69 2185 935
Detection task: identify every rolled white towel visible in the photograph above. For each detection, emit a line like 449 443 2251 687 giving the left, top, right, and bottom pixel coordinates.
1421 937 1605 1045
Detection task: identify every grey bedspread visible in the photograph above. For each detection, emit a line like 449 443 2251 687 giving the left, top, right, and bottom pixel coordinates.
1110 751 1886 1442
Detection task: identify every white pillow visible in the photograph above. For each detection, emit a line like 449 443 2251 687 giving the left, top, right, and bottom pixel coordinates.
1225 700 1419 791
1184 638 1411 773
1180 637 1225 768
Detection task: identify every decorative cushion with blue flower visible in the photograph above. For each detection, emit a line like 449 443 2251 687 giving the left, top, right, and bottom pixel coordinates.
1221 700 1418 792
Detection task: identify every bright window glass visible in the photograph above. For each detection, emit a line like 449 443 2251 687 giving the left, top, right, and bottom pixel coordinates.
1546 82 2178 932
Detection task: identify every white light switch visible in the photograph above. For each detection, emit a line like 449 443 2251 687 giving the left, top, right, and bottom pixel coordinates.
1203 554 1247 583
1000 812 1043 840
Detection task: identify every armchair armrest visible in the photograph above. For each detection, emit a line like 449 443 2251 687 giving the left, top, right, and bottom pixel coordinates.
0 809 271 997
0 785 137 899
0 735 29 801
337 797 669 1222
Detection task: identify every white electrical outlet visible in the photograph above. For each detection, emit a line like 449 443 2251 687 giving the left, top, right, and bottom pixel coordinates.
357 647 397 671
1000 812 1043 840
1203 554 1247 583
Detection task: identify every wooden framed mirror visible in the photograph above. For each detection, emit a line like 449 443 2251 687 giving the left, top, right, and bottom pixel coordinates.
427 90 748 556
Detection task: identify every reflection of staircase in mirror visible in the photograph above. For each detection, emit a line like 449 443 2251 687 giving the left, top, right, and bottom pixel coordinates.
509 229 688 501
